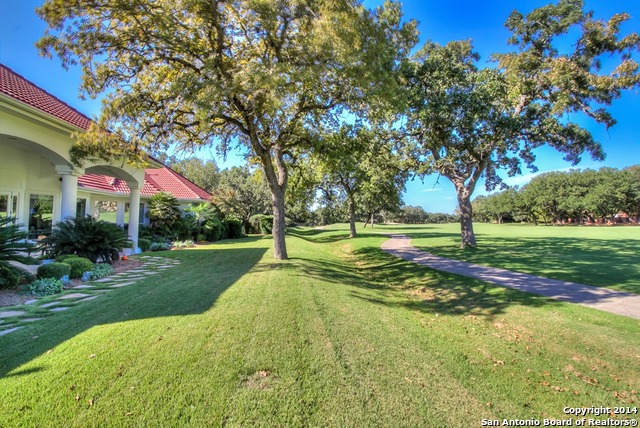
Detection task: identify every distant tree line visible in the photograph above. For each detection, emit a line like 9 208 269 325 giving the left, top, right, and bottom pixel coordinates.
472 166 640 225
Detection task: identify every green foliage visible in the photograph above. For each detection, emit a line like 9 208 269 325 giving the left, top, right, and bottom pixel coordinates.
260 216 274 235
138 238 151 252
36 0 418 260
37 262 71 280
56 254 79 263
167 157 219 193
29 277 64 296
474 166 640 225
203 217 224 242
147 192 181 236
403 1 640 247
45 216 131 263
90 263 114 280
149 242 171 252
225 218 244 239
172 240 195 249
214 166 271 223
0 217 38 289
248 214 266 234
384 206 457 224
64 257 94 279
182 202 220 241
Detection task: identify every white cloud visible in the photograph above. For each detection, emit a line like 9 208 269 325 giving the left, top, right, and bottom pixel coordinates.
422 188 442 193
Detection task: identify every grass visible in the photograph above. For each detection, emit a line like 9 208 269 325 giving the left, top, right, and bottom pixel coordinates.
351 222 640 293
1 227 638 426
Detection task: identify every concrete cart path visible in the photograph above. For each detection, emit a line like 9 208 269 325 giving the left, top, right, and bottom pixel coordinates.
381 234 640 320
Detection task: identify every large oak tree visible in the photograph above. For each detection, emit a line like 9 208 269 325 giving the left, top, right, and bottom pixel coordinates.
403 0 640 248
37 0 416 259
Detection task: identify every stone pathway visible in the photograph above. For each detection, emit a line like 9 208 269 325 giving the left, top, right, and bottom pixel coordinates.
381 234 640 320
0 256 181 336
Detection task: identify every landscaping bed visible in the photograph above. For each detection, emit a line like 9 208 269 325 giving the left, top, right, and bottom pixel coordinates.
0 258 144 308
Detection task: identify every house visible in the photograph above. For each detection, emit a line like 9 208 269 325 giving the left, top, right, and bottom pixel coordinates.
0 64 211 249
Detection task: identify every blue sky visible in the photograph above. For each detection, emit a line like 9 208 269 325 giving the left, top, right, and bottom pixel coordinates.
1 0 638 213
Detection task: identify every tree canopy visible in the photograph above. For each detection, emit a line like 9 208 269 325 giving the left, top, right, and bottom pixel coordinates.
310 126 407 237
37 0 417 259
403 0 640 248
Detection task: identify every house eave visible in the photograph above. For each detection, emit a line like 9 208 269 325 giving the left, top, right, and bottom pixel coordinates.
0 93 87 135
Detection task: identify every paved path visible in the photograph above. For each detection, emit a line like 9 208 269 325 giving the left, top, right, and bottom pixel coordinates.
381 234 640 320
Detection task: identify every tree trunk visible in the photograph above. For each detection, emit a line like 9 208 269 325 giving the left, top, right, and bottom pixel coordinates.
270 184 288 259
456 188 477 248
257 145 288 260
363 213 371 228
347 197 357 238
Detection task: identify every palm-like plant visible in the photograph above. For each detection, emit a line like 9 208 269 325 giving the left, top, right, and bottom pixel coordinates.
44 216 132 263
0 217 38 289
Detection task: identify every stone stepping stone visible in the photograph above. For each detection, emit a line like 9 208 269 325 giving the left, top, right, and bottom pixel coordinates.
0 326 23 336
25 299 38 305
0 310 27 319
77 296 99 303
49 307 70 312
110 282 136 288
21 318 42 323
58 293 91 300
73 285 95 289
93 278 116 283
40 302 59 308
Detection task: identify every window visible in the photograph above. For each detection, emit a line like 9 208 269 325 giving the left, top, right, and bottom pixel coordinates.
0 193 18 220
76 198 87 218
29 194 54 238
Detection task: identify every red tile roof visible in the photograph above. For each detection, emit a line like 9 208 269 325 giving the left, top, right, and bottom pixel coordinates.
0 64 92 130
78 167 211 201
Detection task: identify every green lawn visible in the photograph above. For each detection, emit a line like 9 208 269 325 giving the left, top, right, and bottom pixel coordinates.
1 227 638 426
376 222 639 293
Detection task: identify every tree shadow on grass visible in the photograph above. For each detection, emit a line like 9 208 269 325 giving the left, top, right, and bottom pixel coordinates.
256 243 561 321
0 245 267 378
407 233 640 293
349 245 561 317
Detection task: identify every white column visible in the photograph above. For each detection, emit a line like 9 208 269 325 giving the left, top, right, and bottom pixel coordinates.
128 184 140 251
116 201 126 226
55 165 80 222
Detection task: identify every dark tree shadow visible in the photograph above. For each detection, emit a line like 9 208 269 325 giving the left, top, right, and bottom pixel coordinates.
407 233 640 293
250 242 561 322
0 245 267 378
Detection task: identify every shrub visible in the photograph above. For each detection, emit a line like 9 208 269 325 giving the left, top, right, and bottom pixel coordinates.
0 217 38 289
56 254 79 263
44 216 131 263
150 242 171 251
29 277 64 296
225 218 244 239
64 257 94 279
204 216 224 241
37 262 71 280
172 239 195 249
148 192 181 234
138 238 151 252
260 215 274 234
184 202 220 240
249 214 265 234
196 234 207 242
90 263 114 280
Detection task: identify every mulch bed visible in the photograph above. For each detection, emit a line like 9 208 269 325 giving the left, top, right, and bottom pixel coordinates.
0 258 144 308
